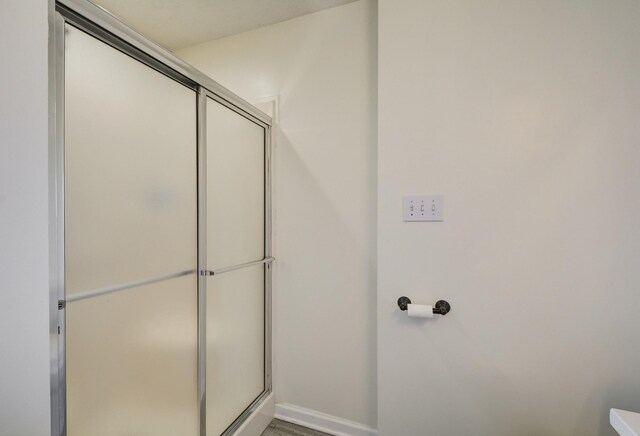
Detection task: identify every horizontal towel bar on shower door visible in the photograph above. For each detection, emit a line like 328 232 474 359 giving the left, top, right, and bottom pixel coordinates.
200 257 275 277
60 269 197 307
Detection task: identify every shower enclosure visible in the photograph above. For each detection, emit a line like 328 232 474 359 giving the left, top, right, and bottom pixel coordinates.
49 1 273 435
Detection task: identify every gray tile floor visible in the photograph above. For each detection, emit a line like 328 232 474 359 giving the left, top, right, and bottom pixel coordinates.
261 419 331 436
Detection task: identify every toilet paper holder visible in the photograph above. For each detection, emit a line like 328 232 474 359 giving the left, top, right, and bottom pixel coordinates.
397 296 451 315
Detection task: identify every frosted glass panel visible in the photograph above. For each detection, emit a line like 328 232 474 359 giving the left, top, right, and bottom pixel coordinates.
206 265 265 435
64 24 197 295
206 98 265 269
66 275 198 436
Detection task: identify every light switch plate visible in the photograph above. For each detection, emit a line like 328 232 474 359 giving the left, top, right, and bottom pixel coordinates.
403 195 443 222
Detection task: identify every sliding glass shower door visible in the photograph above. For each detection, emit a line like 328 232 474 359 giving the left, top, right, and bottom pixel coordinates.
57 14 272 436
204 97 267 436
64 24 199 435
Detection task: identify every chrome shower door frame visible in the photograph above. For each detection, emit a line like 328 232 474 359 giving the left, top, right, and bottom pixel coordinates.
49 2 274 435
198 87 274 436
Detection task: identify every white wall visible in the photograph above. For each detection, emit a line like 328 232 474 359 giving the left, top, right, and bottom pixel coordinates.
378 0 640 435
0 1 52 435
176 0 377 430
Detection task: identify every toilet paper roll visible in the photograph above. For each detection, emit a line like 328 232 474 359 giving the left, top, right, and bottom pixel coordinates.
407 304 433 318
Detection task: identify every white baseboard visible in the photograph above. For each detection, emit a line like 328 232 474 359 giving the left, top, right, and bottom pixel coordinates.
233 393 274 436
275 403 377 436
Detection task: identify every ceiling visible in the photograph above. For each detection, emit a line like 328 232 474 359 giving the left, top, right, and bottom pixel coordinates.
91 0 359 51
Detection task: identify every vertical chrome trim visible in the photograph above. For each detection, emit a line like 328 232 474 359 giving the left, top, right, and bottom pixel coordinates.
48 2 59 434
197 87 208 436
49 10 66 436
264 123 274 393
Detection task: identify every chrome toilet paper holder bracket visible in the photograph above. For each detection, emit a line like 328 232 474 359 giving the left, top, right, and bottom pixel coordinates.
397 296 451 315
